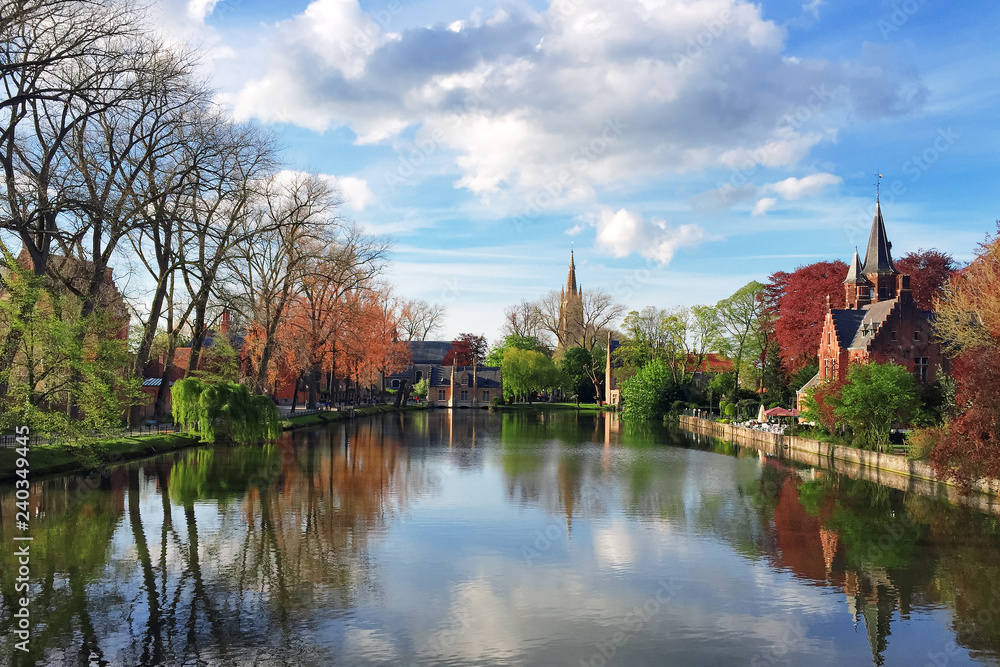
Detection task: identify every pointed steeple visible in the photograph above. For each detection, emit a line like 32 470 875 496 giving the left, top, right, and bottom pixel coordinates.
861 200 898 276
566 248 578 295
844 247 868 284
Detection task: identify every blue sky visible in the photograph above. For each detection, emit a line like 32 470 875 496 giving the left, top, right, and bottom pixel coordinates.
155 0 1000 340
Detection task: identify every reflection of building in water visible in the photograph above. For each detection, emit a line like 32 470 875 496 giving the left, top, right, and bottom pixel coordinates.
843 569 899 666
557 455 583 536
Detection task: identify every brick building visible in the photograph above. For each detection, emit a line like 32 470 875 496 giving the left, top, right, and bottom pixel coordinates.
797 200 947 407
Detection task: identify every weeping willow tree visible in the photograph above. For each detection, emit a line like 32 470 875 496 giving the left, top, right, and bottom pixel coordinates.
172 378 282 444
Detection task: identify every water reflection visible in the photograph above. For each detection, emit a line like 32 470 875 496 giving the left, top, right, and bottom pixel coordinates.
0 410 998 665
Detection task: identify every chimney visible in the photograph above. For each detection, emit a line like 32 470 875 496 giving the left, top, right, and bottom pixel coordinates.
898 274 913 305
220 310 231 336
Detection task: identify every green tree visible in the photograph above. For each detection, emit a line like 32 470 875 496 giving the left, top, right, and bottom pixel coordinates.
501 348 558 403
620 358 679 420
412 377 429 399
835 362 920 451
172 378 281 444
714 281 765 396
559 346 597 403
485 334 548 366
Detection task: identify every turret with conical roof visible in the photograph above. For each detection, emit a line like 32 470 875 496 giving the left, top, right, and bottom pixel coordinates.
844 247 873 309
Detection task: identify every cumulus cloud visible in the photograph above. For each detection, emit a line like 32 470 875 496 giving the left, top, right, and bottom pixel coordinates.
752 197 778 216
592 207 704 265
222 0 928 204
764 172 842 200
324 175 375 211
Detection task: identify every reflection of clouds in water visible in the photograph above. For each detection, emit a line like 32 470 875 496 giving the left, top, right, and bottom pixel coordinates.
593 520 636 570
342 627 398 663
425 578 521 662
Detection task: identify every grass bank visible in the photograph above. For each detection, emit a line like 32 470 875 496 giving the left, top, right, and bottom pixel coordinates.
0 403 430 482
494 402 612 412
281 403 429 428
0 432 201 482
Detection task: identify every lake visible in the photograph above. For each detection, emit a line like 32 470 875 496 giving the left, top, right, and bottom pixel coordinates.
2 409 999 666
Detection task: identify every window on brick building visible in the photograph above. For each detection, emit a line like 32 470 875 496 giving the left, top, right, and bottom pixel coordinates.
913 331 921 341
891 330 897 341
460 390 468 401
903 350 911 360
482 390 490 402
915 357 929 382
438 389 446 401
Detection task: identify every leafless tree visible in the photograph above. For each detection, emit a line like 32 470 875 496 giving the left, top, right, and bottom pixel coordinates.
0 0 151 399
224 172 357 392
397 298 445 341
502 299 545 342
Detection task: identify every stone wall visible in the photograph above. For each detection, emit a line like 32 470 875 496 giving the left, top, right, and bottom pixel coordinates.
678 416 1000 514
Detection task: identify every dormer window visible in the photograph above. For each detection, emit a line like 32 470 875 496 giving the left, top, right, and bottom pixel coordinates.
461 375 469 385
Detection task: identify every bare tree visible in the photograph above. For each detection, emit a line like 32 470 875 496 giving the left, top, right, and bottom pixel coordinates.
174 116 274 375
222 171 337 392
531 288 624 352
502 299 545 341
397 298 445 341
0 0 150 399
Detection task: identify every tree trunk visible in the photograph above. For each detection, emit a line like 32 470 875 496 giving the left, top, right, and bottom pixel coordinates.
128 277 169 427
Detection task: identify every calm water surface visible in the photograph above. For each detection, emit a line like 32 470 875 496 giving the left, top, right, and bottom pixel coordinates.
3 410 1000 666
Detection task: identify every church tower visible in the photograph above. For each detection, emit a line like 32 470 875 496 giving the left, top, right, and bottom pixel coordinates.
557 249 584 353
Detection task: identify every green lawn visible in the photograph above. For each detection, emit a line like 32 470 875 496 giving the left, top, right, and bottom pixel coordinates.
496 402 611 412
0 432 200 481
1 404 431 481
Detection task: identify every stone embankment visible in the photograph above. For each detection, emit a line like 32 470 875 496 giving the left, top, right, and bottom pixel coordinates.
679 416 1000 513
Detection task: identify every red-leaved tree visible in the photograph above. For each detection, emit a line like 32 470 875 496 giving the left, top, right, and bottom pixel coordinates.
930 225 1000 487
766 261 848 373
895 249 959 311
931 346 1000 487
442 333 488 366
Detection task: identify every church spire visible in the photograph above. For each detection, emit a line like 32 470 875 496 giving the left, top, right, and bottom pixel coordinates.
566 247 578 295
861 199 898 276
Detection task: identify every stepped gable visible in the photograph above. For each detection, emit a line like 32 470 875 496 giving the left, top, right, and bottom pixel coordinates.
846 300 897 350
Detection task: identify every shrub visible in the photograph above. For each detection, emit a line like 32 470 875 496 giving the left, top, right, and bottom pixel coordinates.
906 426 949 461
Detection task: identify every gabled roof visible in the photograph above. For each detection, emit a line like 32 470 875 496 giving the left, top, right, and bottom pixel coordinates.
797 372 822 394
407 341 452 364
861 200 898 276
847 300 897 349
831 309 867 348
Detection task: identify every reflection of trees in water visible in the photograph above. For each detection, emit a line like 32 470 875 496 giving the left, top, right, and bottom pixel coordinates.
0 418 419 665
0 470 126 664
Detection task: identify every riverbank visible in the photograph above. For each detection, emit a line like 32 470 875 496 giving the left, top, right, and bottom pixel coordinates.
494 402 612 412
0 403 430 482
679 415 1000 513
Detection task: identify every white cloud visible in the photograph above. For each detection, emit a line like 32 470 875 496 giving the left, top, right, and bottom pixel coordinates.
592 207 705 265
752 197 777 216
326 175 375 211
565 224 584 236
186 0 220 23
223 0 927 205
764 172 842 200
